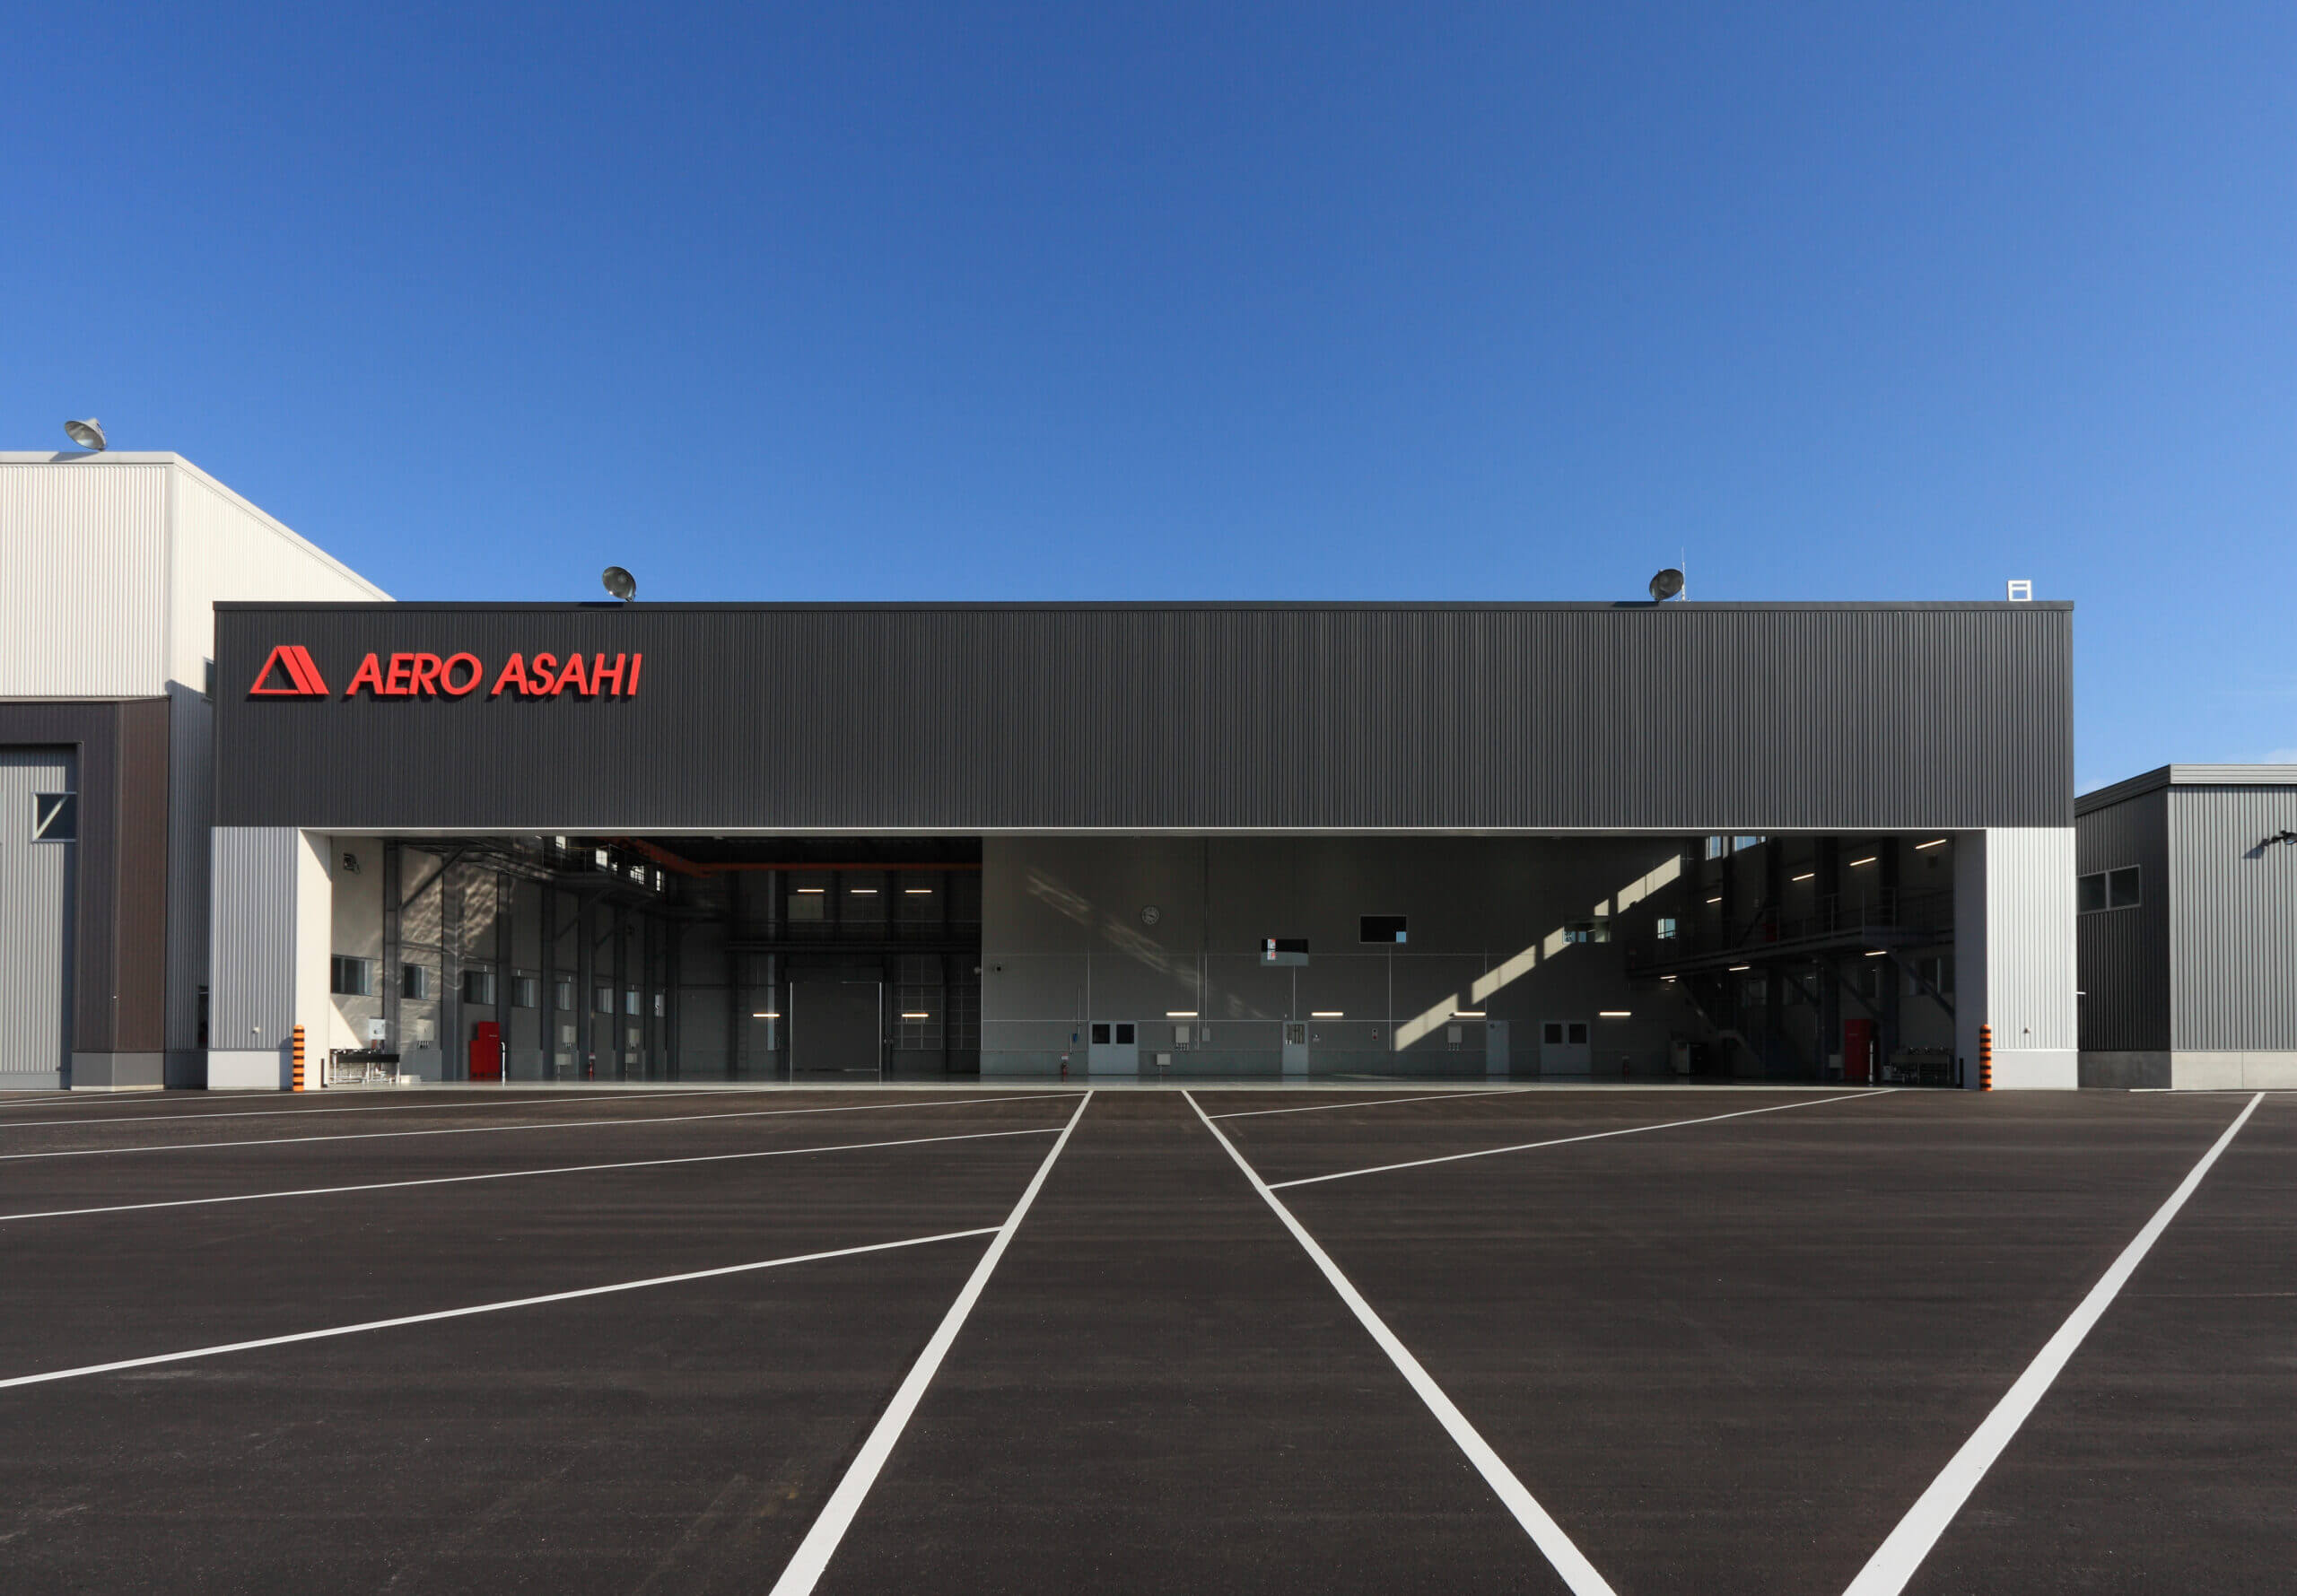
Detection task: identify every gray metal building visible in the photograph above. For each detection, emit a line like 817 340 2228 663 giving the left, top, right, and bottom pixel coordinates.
204 597 2081 1090
2075 764 2297 1089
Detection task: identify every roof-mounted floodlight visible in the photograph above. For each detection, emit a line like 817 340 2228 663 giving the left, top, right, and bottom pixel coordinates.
64 418 106 451
1648 567 1685 602
601 566 637 602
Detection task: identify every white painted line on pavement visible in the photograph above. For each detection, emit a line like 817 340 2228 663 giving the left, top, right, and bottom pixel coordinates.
0 1226 1000 1391
0 1093 1082 1162
1840 1091 2266 1596
1210 1088 1530 1120
1268 1091 1898 1188
768 1091 1094 1596
0 1124 1066 1224
0 1088 712 1129
1185 1090 1619 1596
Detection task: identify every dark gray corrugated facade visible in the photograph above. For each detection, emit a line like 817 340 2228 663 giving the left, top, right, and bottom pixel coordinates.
0 699 172 1084
2076 766 2297 1081
214 601 2074 833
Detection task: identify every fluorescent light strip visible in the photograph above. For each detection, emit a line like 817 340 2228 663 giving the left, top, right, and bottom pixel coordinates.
904 887 934 894
1166 1010 1198 1018
1792 872 1815 882
795 887 825 894
901 1011 930 1019
1916 838 1948 850
1598 1010 1631 1018
1452 1010 1486 1018
751 1011 780 1019
1706 895 1723 904
850 888 877 895
1850 856 1879 867
1729 964 1751 972
1311 1011 1344 1018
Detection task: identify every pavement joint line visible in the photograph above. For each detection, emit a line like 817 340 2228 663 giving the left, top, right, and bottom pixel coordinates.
768 1091 1095 1596
1209 1088 1532 1120
1266 1089 1900 1188
1184 1090 1620 1596
0 1124 1070 1224
0 1093 1086 1163
0 1088 723 1129
0 1226 1002 1391
1839 1090 2267 1596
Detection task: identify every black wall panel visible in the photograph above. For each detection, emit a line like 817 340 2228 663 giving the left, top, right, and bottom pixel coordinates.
214 602 2074 833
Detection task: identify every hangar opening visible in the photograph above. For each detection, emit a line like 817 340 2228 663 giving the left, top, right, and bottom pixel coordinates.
303 828 1961 1086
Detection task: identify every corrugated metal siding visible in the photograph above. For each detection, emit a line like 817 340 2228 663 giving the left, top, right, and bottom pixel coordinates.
210 826 300 1048
2075 787 2170 1050
2169 785 2297 1050
0 463 166 695
215 602 2074 833
166 685 214 1052
1986 825 2078 1051
167 466 389 691
0 749 74 1081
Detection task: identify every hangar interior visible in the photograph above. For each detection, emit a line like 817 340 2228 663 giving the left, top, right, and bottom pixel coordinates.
302 830 1961 1085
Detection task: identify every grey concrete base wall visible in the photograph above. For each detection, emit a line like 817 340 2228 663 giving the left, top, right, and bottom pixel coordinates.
2079 1051 2171 1090
0 1070 65 1091
207 1046 290 1091
69 1051 165 1090
2170 1051 2297 1090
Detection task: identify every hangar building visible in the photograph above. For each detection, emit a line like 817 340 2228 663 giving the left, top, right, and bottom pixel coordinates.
3 450 2083 1092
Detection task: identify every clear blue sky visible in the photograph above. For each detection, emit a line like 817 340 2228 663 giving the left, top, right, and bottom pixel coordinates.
7 4 2292 790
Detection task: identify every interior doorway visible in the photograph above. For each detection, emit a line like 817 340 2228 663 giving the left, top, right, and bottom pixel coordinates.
793 981 883 1078
1087 1021 1139 1074
1541 1019 1590 1075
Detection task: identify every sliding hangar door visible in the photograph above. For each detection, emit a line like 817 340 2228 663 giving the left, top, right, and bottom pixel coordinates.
205 600 2077 1088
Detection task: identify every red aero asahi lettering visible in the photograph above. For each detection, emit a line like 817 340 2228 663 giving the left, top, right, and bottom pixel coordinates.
336 651 642 699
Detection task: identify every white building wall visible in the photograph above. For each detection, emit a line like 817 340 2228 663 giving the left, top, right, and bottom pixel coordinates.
0 459 169 696
166 464 386 689
1955 826 2079 1088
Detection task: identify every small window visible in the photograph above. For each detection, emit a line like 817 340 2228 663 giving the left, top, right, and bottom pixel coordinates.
1114 1023 1135 1045
624 989 639 1016
555 976 575 1012
31 793 76 842
330 955 373 996
462 969 497 1006
400 964 432 1000
1091 1023 1111 1044
595 985 615 1015
511 974 538 1008
652 991 665 1017
1655 916 1678 941
1543 1023 1563 1045
2078 868 2142 913
1568 1023 1588 1045
1358 914 1408 945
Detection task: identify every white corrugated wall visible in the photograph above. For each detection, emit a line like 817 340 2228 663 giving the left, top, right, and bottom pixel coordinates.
167 466 388 692
1956 826 2079 1087
0 462 167 696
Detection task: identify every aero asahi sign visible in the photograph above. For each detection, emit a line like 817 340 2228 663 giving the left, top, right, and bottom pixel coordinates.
249 644 644 700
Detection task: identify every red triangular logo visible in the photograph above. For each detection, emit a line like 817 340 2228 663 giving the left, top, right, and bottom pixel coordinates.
249 644 330 698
